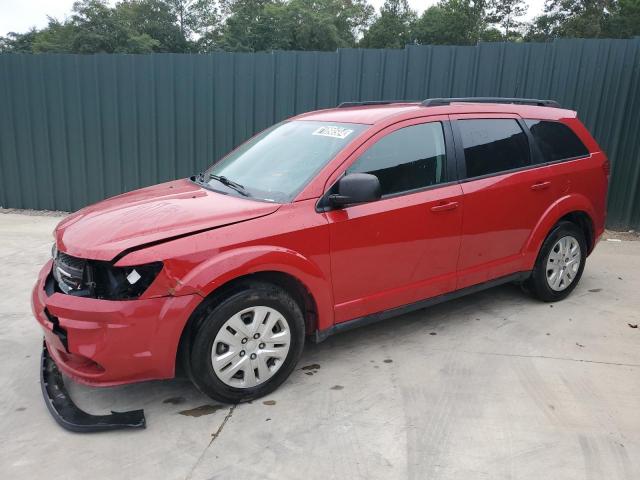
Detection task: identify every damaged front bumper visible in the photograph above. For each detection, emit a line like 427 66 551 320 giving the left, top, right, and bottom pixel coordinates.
40 341 146 432
31 260 201 386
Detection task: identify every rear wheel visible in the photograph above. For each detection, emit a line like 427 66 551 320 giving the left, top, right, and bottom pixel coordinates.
187 281 305 403
527 221 587 302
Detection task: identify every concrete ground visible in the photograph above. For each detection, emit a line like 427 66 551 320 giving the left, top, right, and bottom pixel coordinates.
1 211 639 480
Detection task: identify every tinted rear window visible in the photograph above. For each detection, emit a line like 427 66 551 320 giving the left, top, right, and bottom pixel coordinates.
524 119 589 163
458 119 530 178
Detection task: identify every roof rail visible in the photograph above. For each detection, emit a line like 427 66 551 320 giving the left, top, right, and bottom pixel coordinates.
421 97 561 108
337 100 415 108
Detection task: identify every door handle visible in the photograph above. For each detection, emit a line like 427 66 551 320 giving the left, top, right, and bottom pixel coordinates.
430 201 459 213
530 181 551 191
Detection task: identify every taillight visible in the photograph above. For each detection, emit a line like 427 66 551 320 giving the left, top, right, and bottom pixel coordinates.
602 157 611 177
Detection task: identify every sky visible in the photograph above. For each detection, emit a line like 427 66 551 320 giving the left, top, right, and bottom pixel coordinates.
0 0 547 37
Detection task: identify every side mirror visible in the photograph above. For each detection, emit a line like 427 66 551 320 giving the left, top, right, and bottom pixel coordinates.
329 173 381 207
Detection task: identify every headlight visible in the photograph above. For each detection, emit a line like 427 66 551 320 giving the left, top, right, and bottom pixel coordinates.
51 249 163 300
90 261 163 300
51 243 58 259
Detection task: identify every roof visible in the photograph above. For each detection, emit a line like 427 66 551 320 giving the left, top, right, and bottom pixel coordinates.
295 101 577 125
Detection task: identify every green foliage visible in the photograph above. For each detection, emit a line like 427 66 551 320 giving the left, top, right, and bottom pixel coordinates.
607 0 640 37
524 0 640 40
117 0 189 52
218 0 373 51
0 0 638 54
359 0 417 49
487 0 527 37
0 29 39 53
414 0 491 45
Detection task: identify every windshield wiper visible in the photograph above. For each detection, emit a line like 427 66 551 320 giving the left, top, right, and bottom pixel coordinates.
208 174 250 197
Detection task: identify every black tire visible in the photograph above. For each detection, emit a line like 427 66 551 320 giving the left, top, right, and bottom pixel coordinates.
527 221 587 302
186 281 305 403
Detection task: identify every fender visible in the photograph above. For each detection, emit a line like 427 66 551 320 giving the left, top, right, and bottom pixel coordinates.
522 193 597 267
170 245 334 332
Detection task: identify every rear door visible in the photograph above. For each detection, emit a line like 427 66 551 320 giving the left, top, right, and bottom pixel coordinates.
452 114 557 289
324 117 463 323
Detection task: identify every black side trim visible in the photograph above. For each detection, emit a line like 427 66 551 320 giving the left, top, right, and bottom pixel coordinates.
314 271 531 342
516 117 543 165
40 342 146 433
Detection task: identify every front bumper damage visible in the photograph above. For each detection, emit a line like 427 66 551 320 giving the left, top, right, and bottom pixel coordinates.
40 342 146 432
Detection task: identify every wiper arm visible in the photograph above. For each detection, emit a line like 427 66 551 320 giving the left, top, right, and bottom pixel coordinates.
209 174 250 197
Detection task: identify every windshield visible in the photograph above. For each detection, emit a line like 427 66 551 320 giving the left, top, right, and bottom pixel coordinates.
200 120 368 202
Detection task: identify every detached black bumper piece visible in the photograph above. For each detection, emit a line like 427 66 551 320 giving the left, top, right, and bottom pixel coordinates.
40 342 146 432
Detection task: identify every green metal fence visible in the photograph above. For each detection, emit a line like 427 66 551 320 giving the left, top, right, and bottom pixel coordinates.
1 38 639 228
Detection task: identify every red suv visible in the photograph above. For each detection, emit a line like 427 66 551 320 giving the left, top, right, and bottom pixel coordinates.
33 97 609 430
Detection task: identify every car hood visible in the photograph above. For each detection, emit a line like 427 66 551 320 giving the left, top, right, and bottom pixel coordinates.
55 179 281 261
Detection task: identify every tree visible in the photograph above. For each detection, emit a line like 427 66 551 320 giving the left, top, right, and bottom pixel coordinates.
414 0 491 45
525 0 618 40
605 0 640 37
31 18 80 52
66 0 130 53
217 0 373 51
1 0 218 53
414 5 468 45
189 0 222 51
1 0 637 54
487 0 527 38
164 0 210 38
0 29 39 53
328 0 375 44
116 0 189 52
359 0 417 48
216 0 281 51
30 0 161 53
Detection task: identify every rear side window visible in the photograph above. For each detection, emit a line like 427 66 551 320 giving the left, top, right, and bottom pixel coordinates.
458 119 530 178
347 122 446 196
524 119 589 163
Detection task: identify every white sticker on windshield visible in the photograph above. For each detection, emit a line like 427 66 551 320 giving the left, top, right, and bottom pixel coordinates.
312 126 354 139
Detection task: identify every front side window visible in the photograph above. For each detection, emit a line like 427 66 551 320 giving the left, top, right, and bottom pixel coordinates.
524 119 589 163
458 119 530 178
203 120 367 202
347 122 446 196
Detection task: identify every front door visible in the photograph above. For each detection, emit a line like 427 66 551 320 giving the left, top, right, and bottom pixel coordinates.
324 118 463 323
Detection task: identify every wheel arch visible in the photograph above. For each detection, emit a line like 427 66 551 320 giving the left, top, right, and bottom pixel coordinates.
172 247 332 378
557 211 595 254
524 194 598 267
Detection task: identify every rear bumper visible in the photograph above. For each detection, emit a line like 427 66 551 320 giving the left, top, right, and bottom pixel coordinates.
32 260 202 386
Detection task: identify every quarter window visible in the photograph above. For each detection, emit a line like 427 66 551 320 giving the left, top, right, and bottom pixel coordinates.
347 122 446 196
524 119 589 163
458 119 530 178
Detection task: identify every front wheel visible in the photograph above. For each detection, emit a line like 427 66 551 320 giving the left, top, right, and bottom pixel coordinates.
527 221 587 302
187 281 305 403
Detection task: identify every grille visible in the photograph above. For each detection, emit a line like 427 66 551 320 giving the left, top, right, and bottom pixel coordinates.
53 251 86 293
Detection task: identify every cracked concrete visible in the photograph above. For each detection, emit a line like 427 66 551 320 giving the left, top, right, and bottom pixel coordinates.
1 211 639 480
185 405 237 480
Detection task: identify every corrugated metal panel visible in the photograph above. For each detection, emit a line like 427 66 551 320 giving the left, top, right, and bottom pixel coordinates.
1 39 639 228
